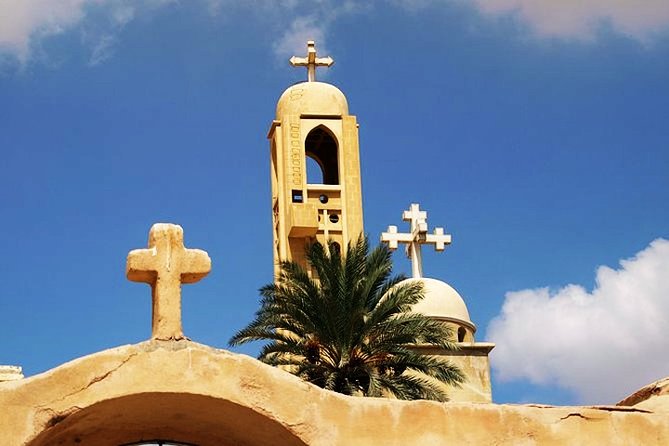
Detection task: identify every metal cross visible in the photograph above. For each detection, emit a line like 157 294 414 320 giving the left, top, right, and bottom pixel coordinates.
289 40 334 82
381 203 452 279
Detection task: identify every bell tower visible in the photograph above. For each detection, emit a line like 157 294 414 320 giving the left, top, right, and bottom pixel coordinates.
267 41 364 273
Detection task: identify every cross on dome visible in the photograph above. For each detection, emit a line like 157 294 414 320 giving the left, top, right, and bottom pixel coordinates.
126 223 211 340
381 203 452 279
289 40 334 82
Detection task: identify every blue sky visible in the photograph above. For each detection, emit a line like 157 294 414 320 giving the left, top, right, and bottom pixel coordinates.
1 0 668 406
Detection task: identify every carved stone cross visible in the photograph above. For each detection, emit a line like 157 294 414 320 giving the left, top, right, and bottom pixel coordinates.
289 40 334 82
126 223 211 340
381 203 452 279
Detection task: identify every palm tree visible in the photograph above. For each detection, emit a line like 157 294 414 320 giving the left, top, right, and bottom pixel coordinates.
229 236 464 401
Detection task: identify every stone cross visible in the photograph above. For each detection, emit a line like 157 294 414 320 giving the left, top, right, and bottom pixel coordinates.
381 203 452 279
126 223 211 340
289 40 334 82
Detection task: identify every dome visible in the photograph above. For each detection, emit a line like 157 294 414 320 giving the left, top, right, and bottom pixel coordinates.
276 81 349 117
405 277 476 332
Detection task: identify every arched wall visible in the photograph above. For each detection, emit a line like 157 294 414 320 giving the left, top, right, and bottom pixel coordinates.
0 341 318 446
1 341 668 446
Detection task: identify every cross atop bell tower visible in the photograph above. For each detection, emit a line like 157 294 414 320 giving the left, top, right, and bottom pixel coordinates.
289 40 334 82
268 41 364 275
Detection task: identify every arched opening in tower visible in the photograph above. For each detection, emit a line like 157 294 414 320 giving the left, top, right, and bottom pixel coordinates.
305 126 339 185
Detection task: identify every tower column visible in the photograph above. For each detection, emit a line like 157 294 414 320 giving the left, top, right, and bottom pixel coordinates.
268 41 364 273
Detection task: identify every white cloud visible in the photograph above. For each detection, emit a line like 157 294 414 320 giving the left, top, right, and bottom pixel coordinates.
271 1 366 75
110 2 135 27
0 0 336 67
487 239 669 404
397 0 669 41
4 0 667 69
82 1 155 66
87 33 116 66
473 0 669 41
205 0 299 17
273 15 328 61
0 0 175 66
0 0 88 63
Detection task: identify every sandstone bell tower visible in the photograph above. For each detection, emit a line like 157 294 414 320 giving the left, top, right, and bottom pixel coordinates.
267 41 364 273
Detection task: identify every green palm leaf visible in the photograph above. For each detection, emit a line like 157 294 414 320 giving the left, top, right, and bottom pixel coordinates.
229 235 465 401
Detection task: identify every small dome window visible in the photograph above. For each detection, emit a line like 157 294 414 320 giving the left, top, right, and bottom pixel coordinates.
457 327 466 342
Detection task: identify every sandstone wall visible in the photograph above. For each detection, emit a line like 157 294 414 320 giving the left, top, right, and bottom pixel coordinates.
1 341 666 445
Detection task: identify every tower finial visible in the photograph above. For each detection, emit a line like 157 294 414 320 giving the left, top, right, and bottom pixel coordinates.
289 40 334 82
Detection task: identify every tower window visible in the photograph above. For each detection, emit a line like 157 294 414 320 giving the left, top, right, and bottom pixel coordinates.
305 126 339 185
457 327 466 342
292 190 304 203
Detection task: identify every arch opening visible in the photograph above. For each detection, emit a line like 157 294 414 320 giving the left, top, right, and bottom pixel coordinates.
27 393 308 446
122 442 195 446
305 126 339 185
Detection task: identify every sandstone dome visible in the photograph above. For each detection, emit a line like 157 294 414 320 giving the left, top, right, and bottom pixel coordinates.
404 277 476 333
276 81 349 117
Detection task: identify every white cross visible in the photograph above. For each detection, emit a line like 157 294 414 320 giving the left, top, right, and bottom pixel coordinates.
289 40 334 82
381 203 452 279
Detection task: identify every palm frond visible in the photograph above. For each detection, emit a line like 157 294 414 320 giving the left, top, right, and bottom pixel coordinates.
228 235 465 401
